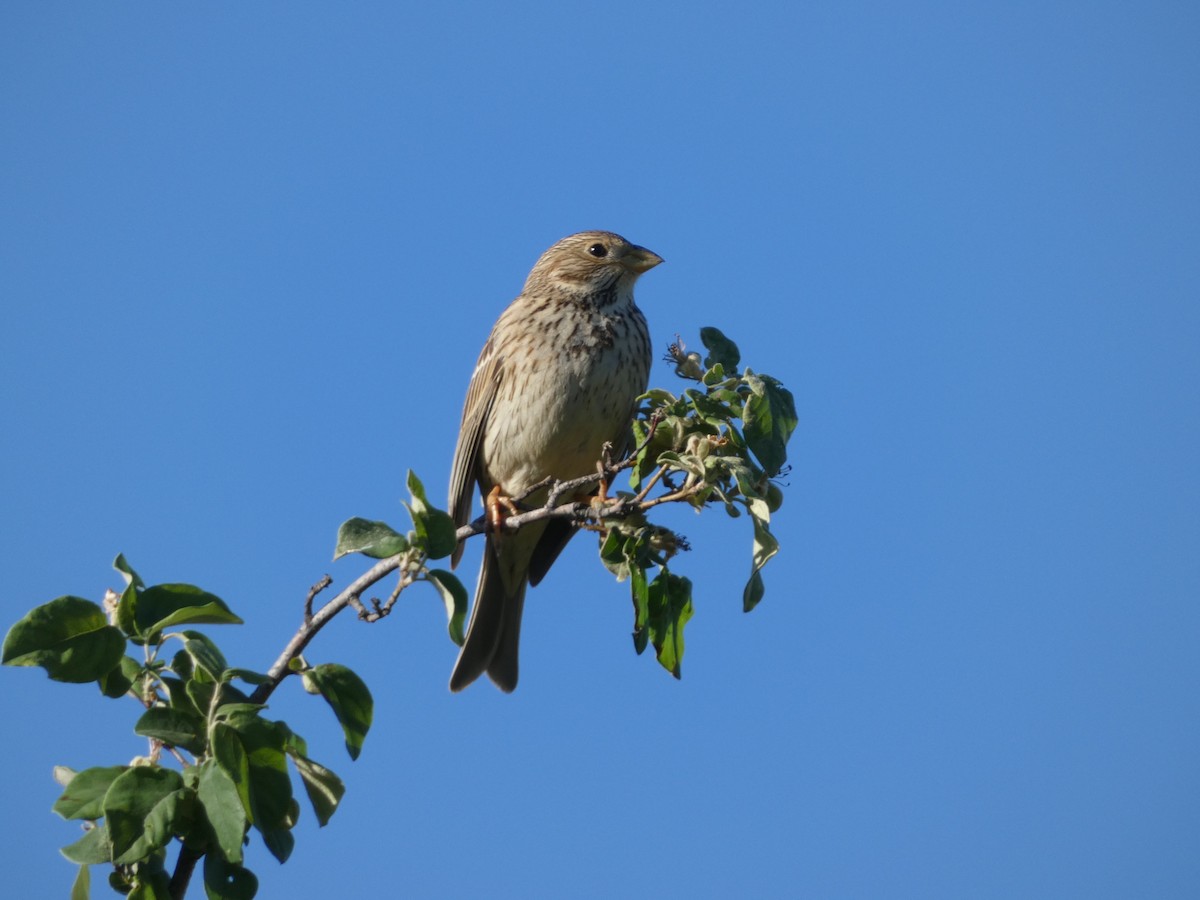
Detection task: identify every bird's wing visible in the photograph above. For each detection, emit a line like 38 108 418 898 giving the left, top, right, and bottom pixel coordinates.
449 338 503 568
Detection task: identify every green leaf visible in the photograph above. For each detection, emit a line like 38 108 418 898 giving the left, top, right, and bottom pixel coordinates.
744 498 780 612
102 766 184 864
2 596 125 683
54 766 128 820
224 667 271 685
741 372 797 478
260 827 295 867
628 420 653 488
302 663 373 760
629 564 650 656
406 469 430 503
277 725 308 762
134 707 207 755
744 570 765 612
187 679 251 718
333 517 409 560
656 450 705 479
61 823 112 865
290 754 345 827
70 863 90 900
686 390 735 425
162 676 199 718
226 716 295 863
211 702 268 722
632 410 683 488
700 327 741 371
179 630 229 681
203 853 259 900
171 648 194 679
143 788 193 856
170 789 209 853
405 471 459 560
126 861 170 900
210 723 253 823
113 554 143 639
426 569 467 646
726 459 765 500
197 759 248 864
642 571 693 678
108 870 132 895
701 361 727 386
136 584 242 640
99 655 143 699
409 504 459 560
599 528 631 580
709 387 745 412
638 387 679 407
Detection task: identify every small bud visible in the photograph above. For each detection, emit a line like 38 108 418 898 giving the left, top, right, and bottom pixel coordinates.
647 527 688 559
675 352 704 381
103 589 121 626
665 336 705 381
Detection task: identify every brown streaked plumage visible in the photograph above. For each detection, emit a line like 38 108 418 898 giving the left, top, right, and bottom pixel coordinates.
448 231 660 692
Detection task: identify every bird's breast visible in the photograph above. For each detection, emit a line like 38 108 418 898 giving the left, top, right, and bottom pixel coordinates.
480 298 651 495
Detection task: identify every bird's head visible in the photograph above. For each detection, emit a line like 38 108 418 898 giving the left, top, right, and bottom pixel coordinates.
524 230 663 300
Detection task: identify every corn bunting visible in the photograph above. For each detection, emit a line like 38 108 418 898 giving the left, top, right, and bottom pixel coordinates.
448 231 661 692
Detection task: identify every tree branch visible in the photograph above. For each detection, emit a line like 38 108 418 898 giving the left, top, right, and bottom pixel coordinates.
169 846 202 900
249 552 409 704
247 444 693 707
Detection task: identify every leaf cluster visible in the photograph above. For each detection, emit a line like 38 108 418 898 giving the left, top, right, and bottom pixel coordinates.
3 557 373 899
601 328 797 675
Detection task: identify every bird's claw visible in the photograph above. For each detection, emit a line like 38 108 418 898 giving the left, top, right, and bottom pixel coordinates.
486 485 520 531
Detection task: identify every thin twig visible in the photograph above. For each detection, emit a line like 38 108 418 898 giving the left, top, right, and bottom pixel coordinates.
633 464 669 503
640 482 707 509
248 553 408 704
304 575 332 623
511 475 555 504
632 408 665 456
358 568 414 622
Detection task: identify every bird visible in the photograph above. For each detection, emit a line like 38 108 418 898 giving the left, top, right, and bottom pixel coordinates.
447 230 661 692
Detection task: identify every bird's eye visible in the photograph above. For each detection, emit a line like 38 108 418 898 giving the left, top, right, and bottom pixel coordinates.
587 243 608 258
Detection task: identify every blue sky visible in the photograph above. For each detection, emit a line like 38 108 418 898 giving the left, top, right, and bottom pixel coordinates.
3 2 1198 897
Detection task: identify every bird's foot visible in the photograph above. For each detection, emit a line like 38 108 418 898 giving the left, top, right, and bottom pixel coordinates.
486 485 521 532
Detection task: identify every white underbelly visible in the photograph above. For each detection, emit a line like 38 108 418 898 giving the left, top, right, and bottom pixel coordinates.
481 350 639 495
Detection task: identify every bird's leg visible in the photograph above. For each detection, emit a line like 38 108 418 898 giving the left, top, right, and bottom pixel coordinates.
486 484 521 532
586 460 621 527
595 460 611 503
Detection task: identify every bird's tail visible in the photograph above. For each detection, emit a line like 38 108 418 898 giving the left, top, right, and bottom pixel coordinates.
449 539 525 693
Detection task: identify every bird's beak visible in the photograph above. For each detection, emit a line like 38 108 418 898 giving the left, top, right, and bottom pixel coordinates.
625 245 664 274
